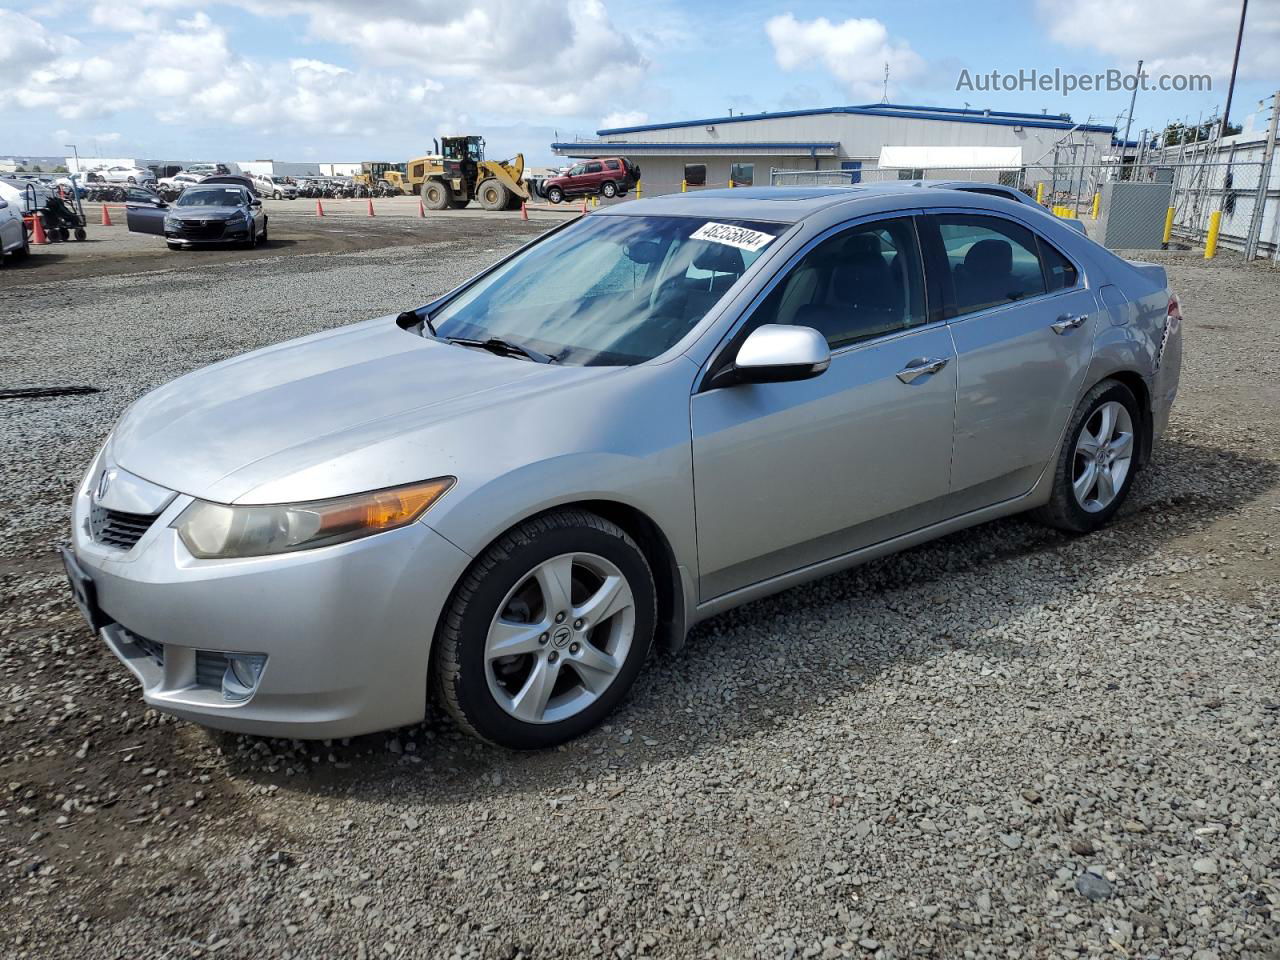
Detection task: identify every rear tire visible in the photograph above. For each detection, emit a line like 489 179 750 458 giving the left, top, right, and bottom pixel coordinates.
422 180 450 211
1033 378 1142 534
434 509 657 749
477 178 509 211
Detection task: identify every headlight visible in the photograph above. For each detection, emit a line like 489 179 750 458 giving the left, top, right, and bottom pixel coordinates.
227 210 247 223
174 478 454 559
164 217 178 229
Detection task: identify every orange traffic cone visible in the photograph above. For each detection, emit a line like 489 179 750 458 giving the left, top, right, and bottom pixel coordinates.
316 200 325 217
29 215 48 245
418 199 426 218
367 198 375 217
101 204 113 227
520 200 528 220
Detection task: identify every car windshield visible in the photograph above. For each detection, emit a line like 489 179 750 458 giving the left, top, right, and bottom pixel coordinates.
176 188 244 207
429 215 785 366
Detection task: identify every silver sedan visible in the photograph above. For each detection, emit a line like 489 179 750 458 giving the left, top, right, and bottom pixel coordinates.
64 184 1182 748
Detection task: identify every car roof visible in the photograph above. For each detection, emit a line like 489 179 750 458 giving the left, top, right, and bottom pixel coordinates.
594 181 1010 224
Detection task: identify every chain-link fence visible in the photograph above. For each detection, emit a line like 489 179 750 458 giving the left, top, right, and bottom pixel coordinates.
769 155 1278 260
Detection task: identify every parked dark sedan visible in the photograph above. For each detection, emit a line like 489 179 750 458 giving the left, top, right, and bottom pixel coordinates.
126 184 267 249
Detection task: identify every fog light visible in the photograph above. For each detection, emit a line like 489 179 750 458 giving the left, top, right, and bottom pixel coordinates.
222 653 267 701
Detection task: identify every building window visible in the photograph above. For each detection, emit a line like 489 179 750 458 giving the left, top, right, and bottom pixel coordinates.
730 162 754 186
684 163 707 187
896 167 925 180
840 160 863 184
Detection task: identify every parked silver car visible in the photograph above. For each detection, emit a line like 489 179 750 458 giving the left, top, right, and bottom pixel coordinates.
63 185 1182 748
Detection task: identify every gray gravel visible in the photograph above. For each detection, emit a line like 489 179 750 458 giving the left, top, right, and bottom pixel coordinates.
1 226 1278 959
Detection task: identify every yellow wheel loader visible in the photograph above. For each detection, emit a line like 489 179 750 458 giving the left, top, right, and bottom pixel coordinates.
354 162 408 196
407 136 528 210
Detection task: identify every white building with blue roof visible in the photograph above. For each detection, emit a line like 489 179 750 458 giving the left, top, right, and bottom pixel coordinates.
551 103 1120 196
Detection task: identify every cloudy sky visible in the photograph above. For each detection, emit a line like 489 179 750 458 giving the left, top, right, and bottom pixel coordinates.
1 0 1274 166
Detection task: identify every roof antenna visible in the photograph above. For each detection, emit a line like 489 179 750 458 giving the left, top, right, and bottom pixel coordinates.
881 62 890 103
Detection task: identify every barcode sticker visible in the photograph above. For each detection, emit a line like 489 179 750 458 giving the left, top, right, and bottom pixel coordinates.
689 222 776 252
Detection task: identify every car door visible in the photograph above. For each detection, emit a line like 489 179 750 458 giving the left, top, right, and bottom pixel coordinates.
922 211 1100 506
125 188 168 235
691 215 958 601
0 201 19 253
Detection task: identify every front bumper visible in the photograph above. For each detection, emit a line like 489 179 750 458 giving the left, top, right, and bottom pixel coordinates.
68 458 472 739
165 223 251 245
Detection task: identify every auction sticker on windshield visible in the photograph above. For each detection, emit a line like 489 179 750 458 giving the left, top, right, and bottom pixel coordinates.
689 222 777 252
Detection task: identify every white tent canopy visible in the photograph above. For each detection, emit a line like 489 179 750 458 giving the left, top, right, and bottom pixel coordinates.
878 145 1024 169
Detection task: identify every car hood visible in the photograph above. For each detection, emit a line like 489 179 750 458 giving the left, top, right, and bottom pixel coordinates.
110 317 619 504
169 206 245 220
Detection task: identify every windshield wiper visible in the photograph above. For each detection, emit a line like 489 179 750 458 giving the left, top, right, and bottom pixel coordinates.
445 336 557 364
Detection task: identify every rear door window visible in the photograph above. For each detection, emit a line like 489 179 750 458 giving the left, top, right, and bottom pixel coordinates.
933 214 1046 315
586 162 603 174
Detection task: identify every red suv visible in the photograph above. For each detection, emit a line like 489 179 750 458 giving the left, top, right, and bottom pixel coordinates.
541 157 639 203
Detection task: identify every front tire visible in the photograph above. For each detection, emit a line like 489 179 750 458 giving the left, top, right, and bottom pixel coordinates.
477 178 509 211
434 509 656 749
546 186 563 204
1034 378 1142 533
601 180 617 198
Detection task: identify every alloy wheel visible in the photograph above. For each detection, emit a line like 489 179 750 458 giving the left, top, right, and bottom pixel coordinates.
1071 400 1134 513
484 552 635 724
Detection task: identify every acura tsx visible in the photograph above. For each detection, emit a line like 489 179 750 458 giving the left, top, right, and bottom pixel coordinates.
63 183 1182 749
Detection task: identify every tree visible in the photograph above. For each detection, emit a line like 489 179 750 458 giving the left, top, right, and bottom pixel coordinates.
31 165 43 173
53 164 68 174
1161 119 1243 146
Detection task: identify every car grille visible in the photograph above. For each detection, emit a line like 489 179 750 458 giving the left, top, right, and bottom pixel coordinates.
89 505 158 550
173 219 226 240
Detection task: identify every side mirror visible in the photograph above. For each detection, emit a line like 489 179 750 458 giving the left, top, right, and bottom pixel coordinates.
720 324 830 386
251 198 262 206
0 199 7 210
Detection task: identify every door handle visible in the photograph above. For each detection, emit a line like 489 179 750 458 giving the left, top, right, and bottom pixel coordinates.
1050 313 1087 334
896 357 949 384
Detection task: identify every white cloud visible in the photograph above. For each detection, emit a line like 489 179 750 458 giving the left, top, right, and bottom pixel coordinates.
0 11 80 82
765 13 924 100
600 110 648 129
1036 0 1276 82
7 13 420 136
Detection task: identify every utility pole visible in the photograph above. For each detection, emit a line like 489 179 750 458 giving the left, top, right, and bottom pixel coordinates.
1122 58 1142 177
1222 0 1249 137
1244 91 1279 259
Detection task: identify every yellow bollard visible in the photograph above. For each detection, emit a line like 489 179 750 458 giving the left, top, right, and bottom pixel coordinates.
1204 210 1222 259
681 179 687 193
1091 192 1100 219
728 179 735 188
1162 206 1175 245
1035 183 1045 205
636 180 642 199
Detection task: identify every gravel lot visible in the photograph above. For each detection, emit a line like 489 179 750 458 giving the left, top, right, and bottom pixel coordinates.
1 218 1278 960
